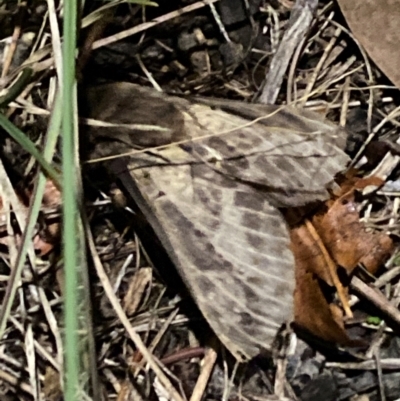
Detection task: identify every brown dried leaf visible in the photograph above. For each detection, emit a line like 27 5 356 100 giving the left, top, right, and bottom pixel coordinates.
29 179 61 256
292 240 355 346
292 176 394 345
43 366 62 401
83 82 349 360
337 0 400 90
315 190 393 275
42 179 62 208
292 222 363 346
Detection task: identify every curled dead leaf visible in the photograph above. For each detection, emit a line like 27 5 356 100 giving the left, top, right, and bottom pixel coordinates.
315 190 393 275
291 175 394 346
293 252 357 346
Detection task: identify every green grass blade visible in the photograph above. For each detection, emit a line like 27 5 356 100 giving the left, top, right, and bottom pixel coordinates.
62 0 80 399
62 0 94 400
0 68 33 107
0 91 62 343
0 113 61 186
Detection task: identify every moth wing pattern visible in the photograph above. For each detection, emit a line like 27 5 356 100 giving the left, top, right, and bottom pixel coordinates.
182 101 349 207
125 154 295 360
83 83 350 361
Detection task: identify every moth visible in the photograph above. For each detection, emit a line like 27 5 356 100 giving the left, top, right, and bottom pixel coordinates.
81 82 349 361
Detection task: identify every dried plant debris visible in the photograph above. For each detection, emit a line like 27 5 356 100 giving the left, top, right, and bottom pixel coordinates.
292 174 394 346
82 81 350 361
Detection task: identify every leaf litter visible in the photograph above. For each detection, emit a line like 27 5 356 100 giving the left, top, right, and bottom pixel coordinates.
291 173 394 347
0 0 400 400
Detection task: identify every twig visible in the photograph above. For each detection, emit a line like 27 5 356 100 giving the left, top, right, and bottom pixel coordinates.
189 346 218 401
326 358 400 370
299 27 342 106
46 0 63 80
305 219 353 318
222 359 240 401
339 76 351 127
134 308 180 376
286 36 305 104
136 54 162 92
9 315 60 370
208 1 230 43
350 276 400 326
258 0 318 104
1 2 26 78
161 347 206 366
85 219 186 401
374 264 400 289
25 323 39 401
92 0 221 50
274 356 288 399
0 368 34 396
374 347 387 401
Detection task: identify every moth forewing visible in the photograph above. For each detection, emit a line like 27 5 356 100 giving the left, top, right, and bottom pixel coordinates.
182 101 350 207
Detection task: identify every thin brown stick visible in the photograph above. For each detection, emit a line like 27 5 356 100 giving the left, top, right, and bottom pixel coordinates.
339 76 351 127
0 368 33 396
351 276 400 326
92 0 221 50
305 219 353 318
1 2 26 77
189 346 218 401
134 308 180 376
375 347 387 401
161 347 206 366
258 0 318 104
299 27 342 107
327 358 400 370
85 222 186 401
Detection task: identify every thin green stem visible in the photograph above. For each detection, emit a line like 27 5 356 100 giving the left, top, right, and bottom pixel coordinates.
62 0 80 400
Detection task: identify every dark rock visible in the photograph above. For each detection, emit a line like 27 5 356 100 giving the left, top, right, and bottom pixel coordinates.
381 371 400 401
219 42 244 67
218 0 262 25
300 371 338 401
334 367 400 401
208 49 224 70
218 0 248 25
229 25 253 49
141 44 166 61
190 51 209 73
336 371 377 400
381 336 400 359
287 338 325 394
178 31 198 52
332 370 354 400
350 371 377 393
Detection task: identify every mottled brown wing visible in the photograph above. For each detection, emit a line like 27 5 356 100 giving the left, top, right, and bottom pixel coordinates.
180 101 349 207
83 82 349 360
121 155 295 360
